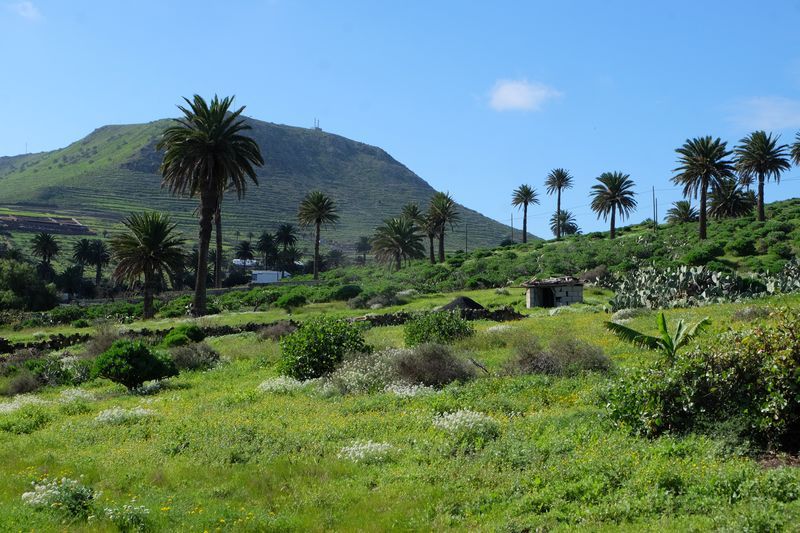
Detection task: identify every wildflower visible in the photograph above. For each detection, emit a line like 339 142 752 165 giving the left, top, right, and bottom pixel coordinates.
338 441 395 463
384 383 436 398
256 376 305 393
0 395 47 414
94 407 156 425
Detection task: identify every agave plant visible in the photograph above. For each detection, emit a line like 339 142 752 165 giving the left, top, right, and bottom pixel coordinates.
605 312 710 361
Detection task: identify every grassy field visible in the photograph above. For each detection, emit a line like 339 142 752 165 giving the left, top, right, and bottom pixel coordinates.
2 289 800 531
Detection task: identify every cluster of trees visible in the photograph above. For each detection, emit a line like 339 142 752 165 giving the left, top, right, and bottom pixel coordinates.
511 131 800 241
368 192 461 270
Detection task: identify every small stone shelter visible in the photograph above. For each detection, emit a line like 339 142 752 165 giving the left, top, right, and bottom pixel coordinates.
521 276 584 308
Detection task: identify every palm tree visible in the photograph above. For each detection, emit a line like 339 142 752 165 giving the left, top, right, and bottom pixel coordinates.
88 240 110 286
544 168 573 240
278 245 302 275
429 192 460 262
158 94 264 316
72 238 93 278
298 191 339 280
734 131 790 222
355 236 371 264
792 132 800 166
110 212 185 319
235 240 255 270
208 248 224 287
605 313 710 362
665 201 699 224
403 202 436 264
31 232 59 265
590 172 637 239
549 210 579 236
672 137 735 240
275 223 297 278
511 184 539 243
256 231 277 269
371 217 425 270
326 249 346 269
708 178 756 219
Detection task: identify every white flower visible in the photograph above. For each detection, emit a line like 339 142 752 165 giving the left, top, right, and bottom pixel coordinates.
94 407 156 425
257 376 305 393
0 395 47 414
21 477 96 513
384 383 436 398
338 440 395 463
433 410 500 441
59 389 95 403
486 325 512 334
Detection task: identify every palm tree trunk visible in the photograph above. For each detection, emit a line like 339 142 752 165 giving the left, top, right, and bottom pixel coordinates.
699 177 708 240
95 262 102 286
395 252 401 271
556 190 562 240
522 203 528 243
757 173 766 222
428 234 435 264
195 192 216 316
610 204 617 239
143 268 154 319
438 229 445 262
214 206 223 289
313 222 321 280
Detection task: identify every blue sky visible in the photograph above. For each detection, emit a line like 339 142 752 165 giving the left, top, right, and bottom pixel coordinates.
2 0 800 234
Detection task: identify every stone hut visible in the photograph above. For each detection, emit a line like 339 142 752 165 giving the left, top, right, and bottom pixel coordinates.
521 276 584 308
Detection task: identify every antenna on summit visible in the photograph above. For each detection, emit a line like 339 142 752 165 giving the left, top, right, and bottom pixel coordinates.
313 118 321 131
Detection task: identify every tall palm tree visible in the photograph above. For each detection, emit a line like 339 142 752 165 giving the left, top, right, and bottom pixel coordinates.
401 202 436 263
429 192 460 262
110 212 185 319
511 184 539 243
88 240 110 286
792 132 800 166
549 210 579 236
278 245 302 275
72 238 93 278
544 168 573 240
256 231 277 269
672 136 735 240
590 172 637 239
235 240 255 270
158 94 264 316
371 217 425 270
31 232 59 265
708 178 756 219
298 191 339 280
665 201 699 224
208 248 224 287
275 224 297 275
355 236 371 264
734 131 790 222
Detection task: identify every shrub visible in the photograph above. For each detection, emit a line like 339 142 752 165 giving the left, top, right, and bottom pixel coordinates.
259 321 297 341
92 340 178 390
330 284 362 301
71 318 91 328
606 308 800 449
82 322 123 358
104 501 151 532
338 441 395 463
505 336 611 376
257 376 305 393
95 407 156 425
326 349 404 394
158 295 193 317
404 312 475 346
0 259 58 311
2 370 40 396
394 344 474 387
433 410 500 452
170 342 220 371
278 317 371 380
731 306 771 322
21 477 96 518
726 236 756 257
274 292 307 311
682 242 724 266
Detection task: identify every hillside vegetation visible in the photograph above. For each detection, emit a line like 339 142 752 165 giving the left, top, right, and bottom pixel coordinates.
0 118 519 252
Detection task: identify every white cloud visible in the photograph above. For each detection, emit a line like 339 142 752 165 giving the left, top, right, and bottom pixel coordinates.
489 79 561 112
729 96 800 130
7 1 41 20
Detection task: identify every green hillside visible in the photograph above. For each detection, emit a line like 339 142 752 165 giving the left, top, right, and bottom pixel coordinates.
0 118 523 253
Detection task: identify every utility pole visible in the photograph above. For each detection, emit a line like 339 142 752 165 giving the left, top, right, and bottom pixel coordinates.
510 214 514 243
652 186 658 232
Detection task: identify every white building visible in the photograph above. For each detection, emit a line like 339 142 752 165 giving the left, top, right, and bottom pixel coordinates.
521 276 584 308
251 270 284 284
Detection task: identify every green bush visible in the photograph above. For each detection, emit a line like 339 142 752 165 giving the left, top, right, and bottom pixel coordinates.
71 318 91 328
606 308 800 449
275 292 308 311
330 284 362 301
504 336 611 376
404 312 475 346
0 259 58 311
682 243 724 266
278 317 371 380
726 236 756 257
394 344 474 387
161 324 205 347
170 342 220 371
92 340 178 390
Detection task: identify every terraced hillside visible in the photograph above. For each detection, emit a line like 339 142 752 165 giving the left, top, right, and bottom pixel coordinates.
0 118 524 252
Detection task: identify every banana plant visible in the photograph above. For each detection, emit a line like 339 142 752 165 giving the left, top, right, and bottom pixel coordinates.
605 312 710 361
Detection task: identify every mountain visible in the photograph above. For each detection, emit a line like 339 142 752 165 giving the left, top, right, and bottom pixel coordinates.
0 117 528 252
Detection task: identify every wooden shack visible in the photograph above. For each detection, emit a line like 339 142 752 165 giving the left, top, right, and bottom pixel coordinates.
521 276 584 308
